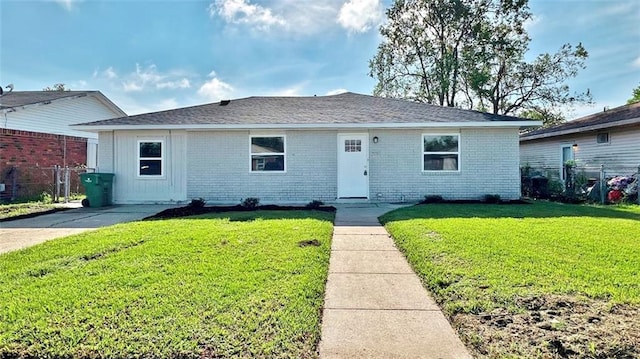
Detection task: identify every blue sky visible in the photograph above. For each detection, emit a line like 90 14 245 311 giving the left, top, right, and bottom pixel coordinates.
1 0 638 118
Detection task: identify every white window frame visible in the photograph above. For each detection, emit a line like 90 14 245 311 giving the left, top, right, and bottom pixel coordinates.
250 135 286 173
137 139 165 178
422 133 461 172
559 144 574 182
596 132 610 144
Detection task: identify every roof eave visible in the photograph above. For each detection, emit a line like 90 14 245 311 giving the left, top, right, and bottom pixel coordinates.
520 117 640 141
73 120 541 132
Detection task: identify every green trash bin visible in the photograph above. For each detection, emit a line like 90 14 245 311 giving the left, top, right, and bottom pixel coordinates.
80 173 115 208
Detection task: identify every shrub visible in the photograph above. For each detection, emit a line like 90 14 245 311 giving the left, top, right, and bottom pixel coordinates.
547 179 564 197
38 191 53 204
241 197 260 209
422 195 444 204
305 200 324 209
483 194 501 203
188 198 206 208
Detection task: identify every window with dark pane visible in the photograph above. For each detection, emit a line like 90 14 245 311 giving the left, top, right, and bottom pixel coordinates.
344 139 362 152
139 141 162 176
251 136 285 172
422 135 459 171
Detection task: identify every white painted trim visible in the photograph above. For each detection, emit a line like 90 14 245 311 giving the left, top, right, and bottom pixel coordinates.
520 117 640 141
137 138 166 178
73 120 541 132
249 134 287 173
421 133 461 173
559 144 574 181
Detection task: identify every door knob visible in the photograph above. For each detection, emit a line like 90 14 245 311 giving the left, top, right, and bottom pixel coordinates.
364 170 368 176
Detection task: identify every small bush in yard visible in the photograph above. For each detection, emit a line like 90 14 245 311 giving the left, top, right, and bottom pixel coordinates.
483 194 501 203
241 197 260 209
305 200 324 209
422 195 444 204
188 198 206 208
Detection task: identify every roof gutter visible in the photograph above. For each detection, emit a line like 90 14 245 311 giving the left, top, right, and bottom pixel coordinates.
520 117 640 141
73 120 541 132
0 92 90 114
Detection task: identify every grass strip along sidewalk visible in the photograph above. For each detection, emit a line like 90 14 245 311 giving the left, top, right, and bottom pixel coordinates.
381 202 640 358
0 210 333 358
0 202 60 221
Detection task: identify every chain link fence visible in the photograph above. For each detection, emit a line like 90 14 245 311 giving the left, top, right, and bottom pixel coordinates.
1 165 94 203
522 164 639 204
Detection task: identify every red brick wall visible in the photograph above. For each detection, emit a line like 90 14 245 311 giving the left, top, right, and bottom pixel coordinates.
0 129 88 201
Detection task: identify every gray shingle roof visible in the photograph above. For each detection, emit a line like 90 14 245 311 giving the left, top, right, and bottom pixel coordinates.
0 91 98 109
521 102 640 140
74 92 529 127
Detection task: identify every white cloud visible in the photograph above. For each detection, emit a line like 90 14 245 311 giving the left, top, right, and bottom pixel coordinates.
198 77 234 101
326 88 348 95
54 0 81 11
96 63 192 93
524 14 541 33
210 0 287 31
122 81 143 92
337 0 383 33
104 67 118 79
632 56 640 68
209 0 376 35
273 86 303 97
157 78 191 89
157 98 179 110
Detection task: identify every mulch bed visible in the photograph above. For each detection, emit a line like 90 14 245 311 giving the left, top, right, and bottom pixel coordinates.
144 204 336 220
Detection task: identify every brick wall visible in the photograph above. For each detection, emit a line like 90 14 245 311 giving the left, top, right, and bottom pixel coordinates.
0 128 88 200
186 130 337 204
369 128 521 201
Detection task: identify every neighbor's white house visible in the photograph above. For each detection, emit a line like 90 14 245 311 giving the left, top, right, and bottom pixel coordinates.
0 90 126 169
520 102 640 181
73 93 540 204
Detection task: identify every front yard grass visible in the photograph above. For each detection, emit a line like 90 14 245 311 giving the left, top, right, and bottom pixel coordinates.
0 210 333 358
381 202 640 358
0 202 59 220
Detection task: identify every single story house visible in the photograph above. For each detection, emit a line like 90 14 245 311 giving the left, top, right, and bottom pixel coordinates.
520 102 640 181
0 90 126 200
73 92 540 204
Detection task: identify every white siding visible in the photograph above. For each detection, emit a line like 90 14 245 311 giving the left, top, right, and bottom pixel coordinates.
521 124 640 178
369 128 521 201
99 127 523 204
98 130 187 203
187 130 337 203
3 94 121 139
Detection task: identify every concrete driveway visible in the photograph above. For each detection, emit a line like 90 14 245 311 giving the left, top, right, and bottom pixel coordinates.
0 205 176 254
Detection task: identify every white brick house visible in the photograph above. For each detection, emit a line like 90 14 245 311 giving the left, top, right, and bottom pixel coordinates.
74 93 540 204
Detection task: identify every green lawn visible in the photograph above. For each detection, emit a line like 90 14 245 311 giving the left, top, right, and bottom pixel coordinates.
380 202 640 314
0 202 58 220
0 210 334 358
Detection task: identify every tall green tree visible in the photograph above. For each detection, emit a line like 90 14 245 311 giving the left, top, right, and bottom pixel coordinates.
627 83 640 104
369 0 591 126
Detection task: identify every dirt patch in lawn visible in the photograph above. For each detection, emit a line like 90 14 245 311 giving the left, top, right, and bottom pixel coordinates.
454 295 639 358
144 204 336 220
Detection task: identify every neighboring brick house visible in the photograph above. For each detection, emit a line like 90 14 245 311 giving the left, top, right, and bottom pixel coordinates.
73 92 540 204
0 91 126 200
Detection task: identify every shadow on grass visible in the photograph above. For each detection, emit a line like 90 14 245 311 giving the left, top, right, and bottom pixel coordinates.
379 201 640 224
144 205 336 222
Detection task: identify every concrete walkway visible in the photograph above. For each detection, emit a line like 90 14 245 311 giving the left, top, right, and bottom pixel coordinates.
319 204 471 359
0 204 175 254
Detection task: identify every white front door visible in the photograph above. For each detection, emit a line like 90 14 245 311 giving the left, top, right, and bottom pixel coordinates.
337 133 369 198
